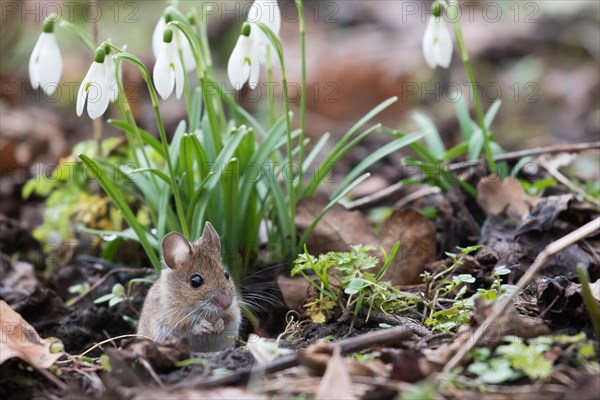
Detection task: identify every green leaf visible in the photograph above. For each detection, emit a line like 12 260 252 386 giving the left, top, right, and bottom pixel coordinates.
455 96 474 140
412 112 445 158
188 127 247 239
189 87 202 132
331 131 428 198
109 120 164 158
79 155 161 270
303 96 398 197
298 173 370 248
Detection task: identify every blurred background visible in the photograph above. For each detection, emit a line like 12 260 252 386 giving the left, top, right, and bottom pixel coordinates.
1 0 599 223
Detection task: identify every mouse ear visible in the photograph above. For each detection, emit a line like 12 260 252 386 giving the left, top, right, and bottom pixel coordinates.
199 221 221 253
162 232 192 269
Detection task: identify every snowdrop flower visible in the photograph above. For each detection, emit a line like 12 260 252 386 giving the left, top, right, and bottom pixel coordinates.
76 48 110 119
422 13 453 69
29 15 62 96
228 22 260 90
247 0 281 63
103 46 119 103
152 16 195 72
153 28 185 100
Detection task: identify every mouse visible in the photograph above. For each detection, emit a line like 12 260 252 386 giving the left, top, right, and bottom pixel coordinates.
137 222 241 352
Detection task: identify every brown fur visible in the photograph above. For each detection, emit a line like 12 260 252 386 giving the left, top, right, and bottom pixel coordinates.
137 223 241 352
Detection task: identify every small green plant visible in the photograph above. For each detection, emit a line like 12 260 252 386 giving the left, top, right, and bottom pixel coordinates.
467 336 554 384
93 283 126 308
423 247 515 333
291 243 419 325
22 139 132 252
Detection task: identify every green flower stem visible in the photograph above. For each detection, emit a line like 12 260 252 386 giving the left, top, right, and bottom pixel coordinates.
169 20 222 152
256 21 299 252
295 0 307 192
190 7 227 131
102 43 156 186
114 53 190 238
266 46 276 128
445 1 495 175
59 20 96 52
281 73 297 249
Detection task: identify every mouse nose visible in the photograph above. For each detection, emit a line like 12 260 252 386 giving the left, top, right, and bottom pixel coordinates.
214 293 232 310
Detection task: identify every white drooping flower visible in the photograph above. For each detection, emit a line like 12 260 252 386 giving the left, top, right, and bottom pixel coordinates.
29 17 62 96
247 0 281 63
152 16 195 72
228 0 282 90
228 23 260 90
153 28 185 100
422 15 453 69
76 48 110 119
104 49 119 103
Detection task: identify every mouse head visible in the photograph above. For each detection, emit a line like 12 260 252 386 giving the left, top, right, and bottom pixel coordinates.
161 222 237 316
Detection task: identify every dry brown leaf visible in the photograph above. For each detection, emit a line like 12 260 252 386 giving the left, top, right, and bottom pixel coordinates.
0 300 63 368
296 197 378 256
477 177 537 218
277 275 312 313
315 346 356 400
379 209 437 285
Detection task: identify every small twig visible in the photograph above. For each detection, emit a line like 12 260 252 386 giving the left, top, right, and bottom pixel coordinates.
69 267 154 306
538 156 600 207
56 334 154 364
394 186 441 209
180 324 416 389
448 141 600 172
443 217 600 373
346 181 404 210
137 357 165 388
347 141 600 210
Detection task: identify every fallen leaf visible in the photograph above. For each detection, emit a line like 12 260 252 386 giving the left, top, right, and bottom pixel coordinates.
315 346 356 400
477 177 537 218
0 300 63 368
516 194 573 235
379 209 437 285
123 337 190 373
277 275 312 314
296 197 378 256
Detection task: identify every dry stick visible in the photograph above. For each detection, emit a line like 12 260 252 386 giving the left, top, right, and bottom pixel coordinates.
347 141 600 211
182 324 417 389
538 156 600 207
443 217 600 373
448 141 600 172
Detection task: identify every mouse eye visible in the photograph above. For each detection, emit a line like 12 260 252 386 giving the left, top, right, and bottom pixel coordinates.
189 274 204 288
224 271 230 280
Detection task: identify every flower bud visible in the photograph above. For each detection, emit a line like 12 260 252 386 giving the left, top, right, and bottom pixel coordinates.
187 11 195 25
103 43 111 55
163 28 174 43
94 47 106 63
241 22 251 37
42 13 58 33
432 2 442 18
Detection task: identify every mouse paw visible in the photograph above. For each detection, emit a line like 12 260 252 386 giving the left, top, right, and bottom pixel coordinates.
193 318 224 335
